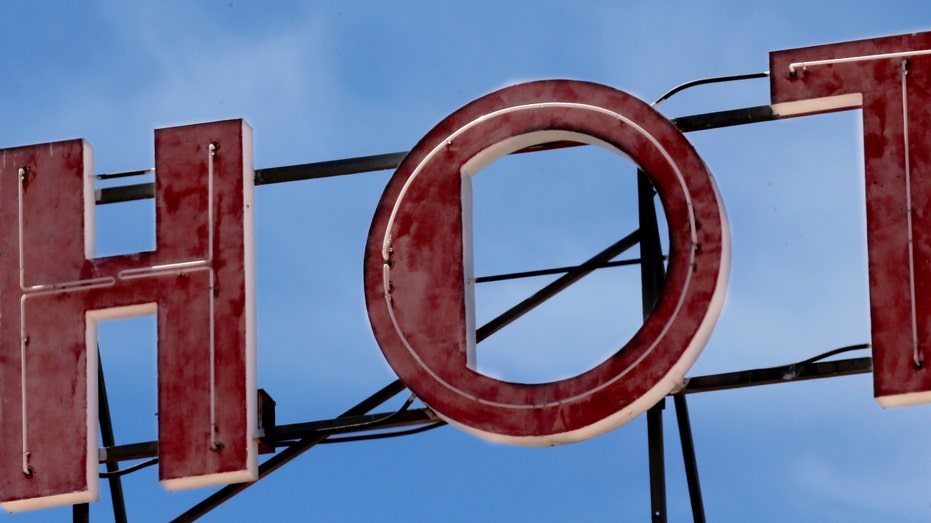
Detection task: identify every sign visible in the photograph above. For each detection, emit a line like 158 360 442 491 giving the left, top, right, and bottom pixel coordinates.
1 29 930 514
364 80 730 445
0 120 257 511
769 31 931 406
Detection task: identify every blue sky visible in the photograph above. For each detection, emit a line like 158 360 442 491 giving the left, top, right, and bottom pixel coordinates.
2 1 931 521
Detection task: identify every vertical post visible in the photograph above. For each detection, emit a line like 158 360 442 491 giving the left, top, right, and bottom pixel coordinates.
638 170 667 523
72 503 89 523
98 354 128 523
637 169 665 315
646 402 667 522
674 394 706 523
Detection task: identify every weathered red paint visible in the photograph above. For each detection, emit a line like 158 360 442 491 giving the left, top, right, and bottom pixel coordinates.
365 80 729 445
0 120 256 511
770 31 931 406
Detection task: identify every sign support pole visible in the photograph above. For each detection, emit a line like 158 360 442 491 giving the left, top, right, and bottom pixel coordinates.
674 393 706 523
638 170 668 523
98 355 128 523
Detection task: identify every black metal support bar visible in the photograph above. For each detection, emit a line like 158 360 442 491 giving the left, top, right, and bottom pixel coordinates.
94 105 781 206
73 503 89 523
97 355 129 523
637 171 665 313
638 169 668 523
254 151 407 186
475 230 641 343
647 401 667 523
671 105 777 133
475 257 650 284
98 182 154 204
673 394 706 523
682 356 872 394
100 441 159 464
341 379 407 417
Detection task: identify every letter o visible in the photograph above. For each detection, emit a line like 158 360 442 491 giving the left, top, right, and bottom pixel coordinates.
364 80 729 446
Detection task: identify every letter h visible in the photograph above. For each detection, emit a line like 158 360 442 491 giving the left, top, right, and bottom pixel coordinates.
0 120 257 511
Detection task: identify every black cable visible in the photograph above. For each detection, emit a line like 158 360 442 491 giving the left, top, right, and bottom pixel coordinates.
99 458 159 478
794 343 871 366
318 421 446 444
269 393 422 448
328 393 417 432
652 71 770 107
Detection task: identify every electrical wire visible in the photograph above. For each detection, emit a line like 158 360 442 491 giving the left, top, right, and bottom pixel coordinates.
313 343 870 444
651 71 770 107
318 421 446 444
269 393 423 447
793 343 871 366
328 393 417 432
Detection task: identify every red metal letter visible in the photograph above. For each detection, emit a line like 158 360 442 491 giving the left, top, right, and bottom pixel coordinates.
0 120 256 511
770 32 931 407
365 80 729 445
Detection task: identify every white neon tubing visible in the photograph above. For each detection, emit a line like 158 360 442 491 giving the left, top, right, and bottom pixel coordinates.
900 60 921 367
788 48 931 74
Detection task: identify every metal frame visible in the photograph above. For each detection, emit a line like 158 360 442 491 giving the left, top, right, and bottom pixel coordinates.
92 354 871 522
77 74 879 522
95 355 872 466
